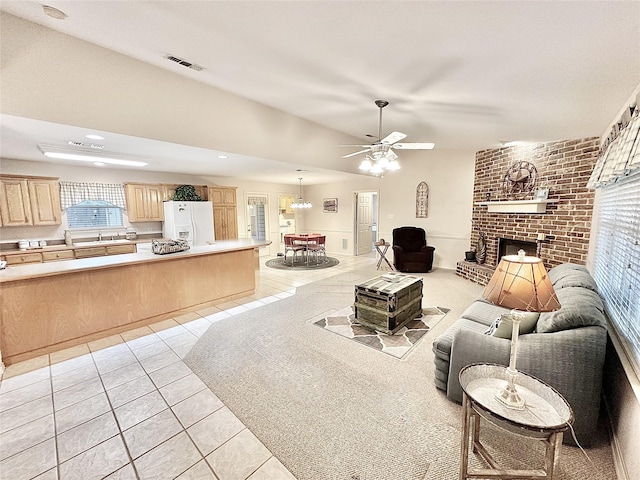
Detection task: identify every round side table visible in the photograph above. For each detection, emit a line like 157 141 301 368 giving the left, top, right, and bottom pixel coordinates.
459 363 574 480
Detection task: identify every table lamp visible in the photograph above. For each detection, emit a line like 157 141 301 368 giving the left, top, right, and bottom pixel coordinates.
482 250 561 409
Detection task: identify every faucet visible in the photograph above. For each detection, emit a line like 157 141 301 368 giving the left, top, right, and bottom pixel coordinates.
98 232 102 241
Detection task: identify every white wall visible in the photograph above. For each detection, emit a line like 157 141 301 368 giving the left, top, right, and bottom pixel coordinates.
303 148 475 269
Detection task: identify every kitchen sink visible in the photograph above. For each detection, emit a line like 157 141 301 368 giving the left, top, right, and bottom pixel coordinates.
74 239 132 246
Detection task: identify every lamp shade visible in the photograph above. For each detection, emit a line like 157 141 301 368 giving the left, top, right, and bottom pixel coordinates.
482 252 561 312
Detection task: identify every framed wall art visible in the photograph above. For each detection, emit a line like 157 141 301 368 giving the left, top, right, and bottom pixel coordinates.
416 181 429 218
323 198 338 213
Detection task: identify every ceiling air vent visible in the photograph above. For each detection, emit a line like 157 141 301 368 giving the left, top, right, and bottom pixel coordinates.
165 55 204 72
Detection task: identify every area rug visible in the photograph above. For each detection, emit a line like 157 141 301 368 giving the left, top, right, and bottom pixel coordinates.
314 306 449 359
265 256 339 270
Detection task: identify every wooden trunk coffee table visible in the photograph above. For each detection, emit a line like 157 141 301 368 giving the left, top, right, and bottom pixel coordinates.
353 273 423 334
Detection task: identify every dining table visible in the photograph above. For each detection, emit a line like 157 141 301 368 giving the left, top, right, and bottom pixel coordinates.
284 233 323 266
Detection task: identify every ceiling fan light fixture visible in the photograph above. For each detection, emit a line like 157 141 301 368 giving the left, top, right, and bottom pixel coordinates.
370 163 384 175
387 160 400 170
377 156 389 168
359 158 373 171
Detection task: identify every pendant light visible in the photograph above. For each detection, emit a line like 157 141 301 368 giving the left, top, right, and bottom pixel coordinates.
291 177 312 209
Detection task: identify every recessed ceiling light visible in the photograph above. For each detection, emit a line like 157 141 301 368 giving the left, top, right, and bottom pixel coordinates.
43 5 67 20
218 155 228 159
85 134 105 140
94 162 105 167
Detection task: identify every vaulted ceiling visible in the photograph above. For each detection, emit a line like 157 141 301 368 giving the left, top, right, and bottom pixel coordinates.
1 1 639 183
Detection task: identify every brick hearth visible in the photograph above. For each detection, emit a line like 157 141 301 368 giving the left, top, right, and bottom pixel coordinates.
458 137 599 285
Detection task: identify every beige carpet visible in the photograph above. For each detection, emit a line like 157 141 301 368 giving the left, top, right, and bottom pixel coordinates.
184 268 617 480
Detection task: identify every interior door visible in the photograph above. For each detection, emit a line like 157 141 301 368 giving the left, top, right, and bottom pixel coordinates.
356 192 374 255
245 193 270 256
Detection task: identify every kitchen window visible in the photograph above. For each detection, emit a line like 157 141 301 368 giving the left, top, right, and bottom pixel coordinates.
66 200 123 229
60 181 127 230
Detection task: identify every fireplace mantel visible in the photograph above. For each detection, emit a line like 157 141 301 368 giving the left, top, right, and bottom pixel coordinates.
475 199 559 214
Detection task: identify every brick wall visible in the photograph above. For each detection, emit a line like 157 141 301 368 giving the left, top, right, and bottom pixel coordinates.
458 137 599 285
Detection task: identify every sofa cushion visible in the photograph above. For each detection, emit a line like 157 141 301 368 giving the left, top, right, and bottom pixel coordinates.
537 286 606 333
460 300 511 327
432 318 489 362
548 263 590 285
485 311 540 338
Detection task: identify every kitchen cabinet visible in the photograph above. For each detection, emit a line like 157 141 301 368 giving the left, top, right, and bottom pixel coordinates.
163 184 208 201
27 178 62 225
105 244 136 255
124 183 165 222
75 244 136 258
0 176 61 227
279 195 295 214
209 186 238 240
42 250 75 262
209 186 236 206
3 252 43 265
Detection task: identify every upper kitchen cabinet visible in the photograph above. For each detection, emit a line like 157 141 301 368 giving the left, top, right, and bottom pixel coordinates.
124 183 165 222
209 186 236 206
163 184 209 201
209 186 238 240
28 178 63 225
0 175 61 226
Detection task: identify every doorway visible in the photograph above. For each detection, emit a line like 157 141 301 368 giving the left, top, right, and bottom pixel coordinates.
354 190 379 256
245 193 270 256
277 194 296 249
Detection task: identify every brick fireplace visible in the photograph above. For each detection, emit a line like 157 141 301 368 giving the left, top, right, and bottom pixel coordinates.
457 137 599 285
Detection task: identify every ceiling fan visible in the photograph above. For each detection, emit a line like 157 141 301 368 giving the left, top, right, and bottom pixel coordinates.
342 100 435 174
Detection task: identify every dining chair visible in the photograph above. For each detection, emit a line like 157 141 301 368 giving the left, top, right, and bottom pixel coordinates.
308 235 326 262
284 235 304 265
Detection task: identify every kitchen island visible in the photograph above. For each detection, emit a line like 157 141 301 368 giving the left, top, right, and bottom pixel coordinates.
1 239 270 365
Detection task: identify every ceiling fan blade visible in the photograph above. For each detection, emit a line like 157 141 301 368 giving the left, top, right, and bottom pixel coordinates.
392 142 435 150
380 131 407 145
342 148 372 158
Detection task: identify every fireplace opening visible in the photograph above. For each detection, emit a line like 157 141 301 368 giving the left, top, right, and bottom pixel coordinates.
498 238 538 262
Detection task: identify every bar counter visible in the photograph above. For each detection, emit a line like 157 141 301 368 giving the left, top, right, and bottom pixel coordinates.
1 239 270 365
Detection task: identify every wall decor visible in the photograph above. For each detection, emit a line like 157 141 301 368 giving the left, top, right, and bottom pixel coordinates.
503 161 538 197
416 181 429 218
323 198 338 213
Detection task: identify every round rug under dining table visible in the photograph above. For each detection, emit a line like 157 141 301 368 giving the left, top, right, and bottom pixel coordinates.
265 256 340 270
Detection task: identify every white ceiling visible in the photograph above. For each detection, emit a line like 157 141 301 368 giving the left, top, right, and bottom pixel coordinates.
1 1 639 184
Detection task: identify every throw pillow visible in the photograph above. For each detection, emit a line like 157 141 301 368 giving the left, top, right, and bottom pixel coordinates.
484 312 540 339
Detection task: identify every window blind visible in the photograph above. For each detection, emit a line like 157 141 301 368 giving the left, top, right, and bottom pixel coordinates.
593 170 640 375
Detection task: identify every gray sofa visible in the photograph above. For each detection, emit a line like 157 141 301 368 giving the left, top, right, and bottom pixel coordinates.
432 263 607 446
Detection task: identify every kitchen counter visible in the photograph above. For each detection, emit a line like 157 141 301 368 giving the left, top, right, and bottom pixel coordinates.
0 239 268 283
1 239 270 365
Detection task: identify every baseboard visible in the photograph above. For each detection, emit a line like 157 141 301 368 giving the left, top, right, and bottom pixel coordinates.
602 394 630 480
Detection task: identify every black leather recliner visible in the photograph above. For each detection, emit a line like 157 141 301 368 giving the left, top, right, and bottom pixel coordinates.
392 226 435 272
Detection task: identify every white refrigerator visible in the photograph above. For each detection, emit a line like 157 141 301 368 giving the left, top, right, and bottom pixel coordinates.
163 201 215 246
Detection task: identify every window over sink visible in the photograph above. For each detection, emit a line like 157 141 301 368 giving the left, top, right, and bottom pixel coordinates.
60 181 127 230
67 200 123 229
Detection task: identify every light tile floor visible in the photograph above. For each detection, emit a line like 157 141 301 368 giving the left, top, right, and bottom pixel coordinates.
0 253 379 480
